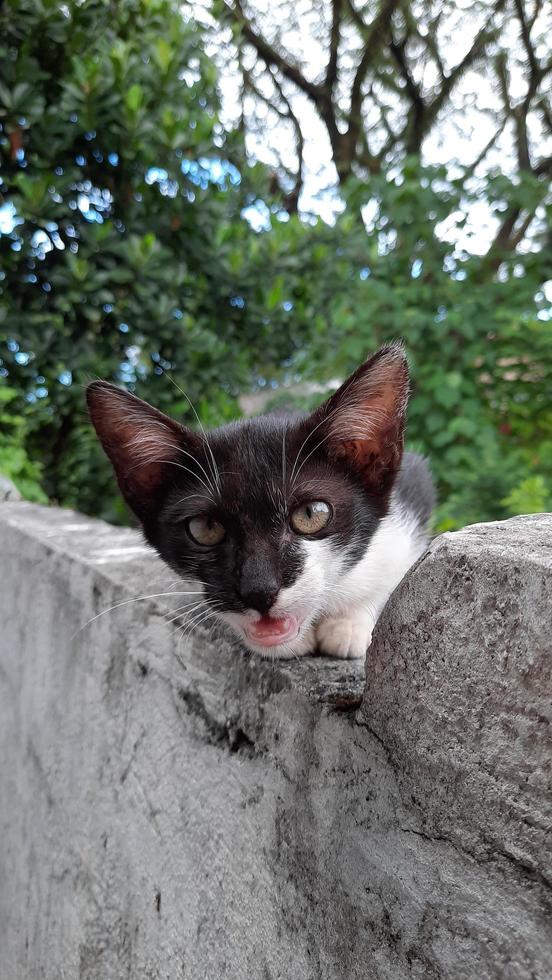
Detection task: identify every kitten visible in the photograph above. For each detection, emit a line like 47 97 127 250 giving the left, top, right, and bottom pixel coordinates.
86 344 434 660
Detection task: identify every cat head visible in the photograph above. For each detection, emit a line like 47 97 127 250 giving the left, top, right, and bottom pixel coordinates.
86 344 409 657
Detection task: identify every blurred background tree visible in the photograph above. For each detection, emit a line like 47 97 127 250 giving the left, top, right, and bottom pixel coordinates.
1 0 551 527
209 0 552 220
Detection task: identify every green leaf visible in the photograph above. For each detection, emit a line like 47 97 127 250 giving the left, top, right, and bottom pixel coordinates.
125 84 144 113
153 38 173 73
266 276 284 310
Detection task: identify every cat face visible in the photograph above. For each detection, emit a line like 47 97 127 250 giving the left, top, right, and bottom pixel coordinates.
87 344 409 657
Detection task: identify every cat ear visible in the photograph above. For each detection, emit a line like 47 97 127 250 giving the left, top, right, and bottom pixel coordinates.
309 344 410 495
86 382 198 518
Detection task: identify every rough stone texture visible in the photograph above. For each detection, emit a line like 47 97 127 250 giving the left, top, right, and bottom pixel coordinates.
0 502 550 980
0 474 22 501
361 517 552 883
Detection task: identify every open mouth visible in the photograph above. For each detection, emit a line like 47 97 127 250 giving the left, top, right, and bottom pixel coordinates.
244 613 300 648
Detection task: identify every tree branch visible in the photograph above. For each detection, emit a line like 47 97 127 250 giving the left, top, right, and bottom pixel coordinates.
266 65 305 212
513 0 540 82
535 153 552 176
343 0 399 172
237 46 306 212
487 208 522 263
495 51 514 119
326 0 343 92
349 0 398 123
389 35 426 153
508 210 535 250
225 0 346 184
225 0 322 103
369 84 397 146
488 204 540 263
424 11 446 81
537 97 552 135
463 118 507 178
424 0 508 133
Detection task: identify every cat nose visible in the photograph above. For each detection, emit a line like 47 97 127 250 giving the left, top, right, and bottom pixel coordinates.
240 585 279 615
239 554 279 614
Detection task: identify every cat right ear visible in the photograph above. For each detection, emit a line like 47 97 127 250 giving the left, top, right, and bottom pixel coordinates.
305 343 410 496
86 382 199 519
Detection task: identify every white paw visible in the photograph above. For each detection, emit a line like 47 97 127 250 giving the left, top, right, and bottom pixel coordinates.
316 611 374 660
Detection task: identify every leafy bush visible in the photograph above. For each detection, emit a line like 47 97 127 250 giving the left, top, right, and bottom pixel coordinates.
296 167 552 531
1 2 551 530
0 0 264 514
0 0 375 519
502 476 551 517
0 386 47 502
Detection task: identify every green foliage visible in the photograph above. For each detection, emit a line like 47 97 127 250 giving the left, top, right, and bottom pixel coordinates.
1 3 551 531
293 165 552 531
502 476 551 517
0 384 47 502
0 0 272 515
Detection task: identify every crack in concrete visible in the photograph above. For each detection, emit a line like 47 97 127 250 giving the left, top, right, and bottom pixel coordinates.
400 826 552 899
175 685 257 757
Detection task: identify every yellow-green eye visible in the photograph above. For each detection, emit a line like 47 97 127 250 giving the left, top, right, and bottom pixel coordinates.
187 515 226 546
290 501 331 535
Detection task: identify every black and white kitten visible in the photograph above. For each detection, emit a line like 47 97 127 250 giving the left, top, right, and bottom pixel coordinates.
86 344 434 660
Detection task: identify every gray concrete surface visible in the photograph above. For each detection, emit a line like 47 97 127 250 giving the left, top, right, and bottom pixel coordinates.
0 474 22 501
0 501 550 980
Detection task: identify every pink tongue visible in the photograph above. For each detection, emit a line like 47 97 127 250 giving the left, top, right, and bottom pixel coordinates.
249 615 293 638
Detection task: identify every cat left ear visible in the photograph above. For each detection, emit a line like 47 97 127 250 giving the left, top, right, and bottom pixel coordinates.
309 343 410 495
86 381 198 519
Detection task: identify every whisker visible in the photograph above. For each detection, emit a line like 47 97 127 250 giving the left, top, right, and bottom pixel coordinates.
126 455 213 495
74 590 204 635
174 597 223 631
175 604 223 649
290 395 374 491
165 598 210 626
162 372 222 494
290 428 338 488
173 493 215 508
276 640 305 668
288 402 343 490
173 444 218 499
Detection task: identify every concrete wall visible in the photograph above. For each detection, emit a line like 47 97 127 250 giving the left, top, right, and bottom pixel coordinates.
0 499 550 980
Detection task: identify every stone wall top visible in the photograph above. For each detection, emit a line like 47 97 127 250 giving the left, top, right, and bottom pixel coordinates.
1 500 551 979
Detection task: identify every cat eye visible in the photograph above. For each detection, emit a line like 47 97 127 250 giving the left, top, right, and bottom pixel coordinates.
290 501 331 535
187 515 226 546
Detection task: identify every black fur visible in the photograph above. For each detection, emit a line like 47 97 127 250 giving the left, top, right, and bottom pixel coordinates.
148 412 389 613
